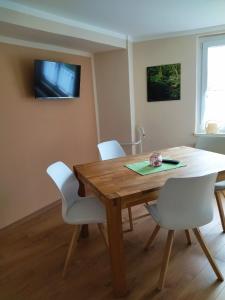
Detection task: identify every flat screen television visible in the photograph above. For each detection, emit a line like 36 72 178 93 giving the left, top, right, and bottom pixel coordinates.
34 60 81 99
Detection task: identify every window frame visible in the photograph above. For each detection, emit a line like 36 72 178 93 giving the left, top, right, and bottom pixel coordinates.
197 34 225 134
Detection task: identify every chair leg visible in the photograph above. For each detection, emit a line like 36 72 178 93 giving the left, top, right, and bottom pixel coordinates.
62 225 81 278
215 191 225 232
192 228 224 281
144 224 160 251
157 230 175 290
97 223 109 248
184 230 192 245
128 207 134 231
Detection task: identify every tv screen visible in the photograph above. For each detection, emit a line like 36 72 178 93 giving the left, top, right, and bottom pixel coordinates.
34 60 81 99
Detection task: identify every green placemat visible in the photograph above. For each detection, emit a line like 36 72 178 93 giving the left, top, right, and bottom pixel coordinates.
125 160 186 176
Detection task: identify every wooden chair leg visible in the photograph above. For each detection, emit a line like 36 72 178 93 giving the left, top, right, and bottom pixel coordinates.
215 191 225 232
157 230 175 290
193 228 224 281
128 207 134 231
184 230 192 245
97 223 109 248
144 224 160 251
62 225 80 278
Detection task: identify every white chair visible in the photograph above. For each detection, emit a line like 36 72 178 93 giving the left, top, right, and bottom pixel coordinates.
97 140 126 160
145 173 223 290
47 161 108 277
196 136 225 232
97 140 134 231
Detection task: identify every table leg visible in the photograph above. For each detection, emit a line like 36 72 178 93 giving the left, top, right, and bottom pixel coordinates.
106 197 128 297
74 168 89 238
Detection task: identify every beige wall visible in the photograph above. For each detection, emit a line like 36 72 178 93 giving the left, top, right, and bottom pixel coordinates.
0 43 98 229
133 36 197 151
94 49 132 153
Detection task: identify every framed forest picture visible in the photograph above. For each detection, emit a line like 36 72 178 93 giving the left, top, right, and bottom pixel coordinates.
147 63 181 102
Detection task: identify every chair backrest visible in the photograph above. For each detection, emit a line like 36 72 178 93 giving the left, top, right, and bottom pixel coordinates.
97 140 126 160
157 173 217 230
46 161 79 219
196 136 225 155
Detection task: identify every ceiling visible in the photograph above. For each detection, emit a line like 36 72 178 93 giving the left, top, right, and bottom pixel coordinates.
6 0 225 40
0 0 225 53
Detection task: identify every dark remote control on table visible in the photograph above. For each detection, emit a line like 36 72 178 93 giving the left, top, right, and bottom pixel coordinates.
162 159 180 164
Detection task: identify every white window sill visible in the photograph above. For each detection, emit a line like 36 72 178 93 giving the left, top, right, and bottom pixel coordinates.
194 132 225 137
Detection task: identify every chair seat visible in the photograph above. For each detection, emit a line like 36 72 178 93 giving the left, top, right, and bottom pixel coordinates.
215 180 225 191
145 203 160 223
65 197 106 224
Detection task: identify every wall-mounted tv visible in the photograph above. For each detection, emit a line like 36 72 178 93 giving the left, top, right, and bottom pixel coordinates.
34 60 81 99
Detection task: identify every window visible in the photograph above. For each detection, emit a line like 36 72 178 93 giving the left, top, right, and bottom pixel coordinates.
198 35 225 133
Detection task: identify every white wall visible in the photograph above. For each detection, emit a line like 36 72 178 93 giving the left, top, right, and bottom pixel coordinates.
94 49 133 152
133 36 197 151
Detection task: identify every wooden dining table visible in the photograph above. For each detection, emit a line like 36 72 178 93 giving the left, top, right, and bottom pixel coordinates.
73 146 225 297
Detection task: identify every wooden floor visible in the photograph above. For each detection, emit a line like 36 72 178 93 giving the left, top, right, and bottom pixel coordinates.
1 198 225 300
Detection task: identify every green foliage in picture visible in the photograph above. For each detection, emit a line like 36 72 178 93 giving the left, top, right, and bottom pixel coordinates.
147 63 181 101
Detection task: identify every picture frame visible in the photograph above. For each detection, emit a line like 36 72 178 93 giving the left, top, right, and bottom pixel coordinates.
147 63 181 102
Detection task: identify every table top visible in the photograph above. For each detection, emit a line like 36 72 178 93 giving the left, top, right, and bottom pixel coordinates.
74 146 225 202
